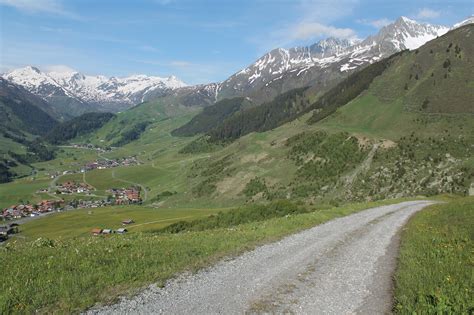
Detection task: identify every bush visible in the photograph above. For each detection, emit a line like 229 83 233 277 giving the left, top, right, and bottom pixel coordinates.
243 177 268 197
157 200 307 234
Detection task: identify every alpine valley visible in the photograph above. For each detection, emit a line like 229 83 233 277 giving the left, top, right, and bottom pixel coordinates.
0 11 473 314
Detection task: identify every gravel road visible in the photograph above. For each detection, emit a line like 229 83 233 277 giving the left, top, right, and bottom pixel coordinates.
88 200 434 314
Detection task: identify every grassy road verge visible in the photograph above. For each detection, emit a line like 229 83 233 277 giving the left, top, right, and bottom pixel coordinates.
1 198 415 313
393 197 473 313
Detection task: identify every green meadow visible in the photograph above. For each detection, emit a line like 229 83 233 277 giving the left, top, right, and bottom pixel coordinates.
17 205 229 240
393 197 474 313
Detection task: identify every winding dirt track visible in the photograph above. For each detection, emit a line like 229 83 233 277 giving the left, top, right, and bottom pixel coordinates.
89 200 434 315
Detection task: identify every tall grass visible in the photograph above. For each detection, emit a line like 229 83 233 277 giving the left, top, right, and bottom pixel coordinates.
393 197 473 313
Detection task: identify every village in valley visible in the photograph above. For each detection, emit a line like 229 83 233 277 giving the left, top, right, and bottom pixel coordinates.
1 185 142 220
0 147 144 241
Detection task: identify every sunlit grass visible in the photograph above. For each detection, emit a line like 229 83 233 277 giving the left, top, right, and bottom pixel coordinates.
393 197 474 313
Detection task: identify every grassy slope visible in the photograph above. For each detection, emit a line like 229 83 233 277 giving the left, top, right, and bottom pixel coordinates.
393 197 473 313
321 25 474 140
0 198 416 313
18 206 228 240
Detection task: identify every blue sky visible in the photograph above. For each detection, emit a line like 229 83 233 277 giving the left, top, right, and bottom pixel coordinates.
0 0 472 84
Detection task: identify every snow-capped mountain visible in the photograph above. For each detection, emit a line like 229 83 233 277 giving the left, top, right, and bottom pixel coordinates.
453 15 474 28
3 16 470 115
213 16 450 102
2 66 187 113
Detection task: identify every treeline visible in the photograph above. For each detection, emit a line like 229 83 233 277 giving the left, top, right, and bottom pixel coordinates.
1 126 56 164
112 121 150 147
9 141 56 165
307 50 405 124
44 112 115 144
172 97 251 136
178 51 406 148
207 87 309 142
0 159 16 183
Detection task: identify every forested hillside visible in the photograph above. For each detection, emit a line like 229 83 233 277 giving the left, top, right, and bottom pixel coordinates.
0 78 59 135
44 112 115 144
171 97 252 136
0 79 59 182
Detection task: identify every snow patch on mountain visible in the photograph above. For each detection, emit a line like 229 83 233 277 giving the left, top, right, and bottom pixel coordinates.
453 15 474 28
2 66 187 107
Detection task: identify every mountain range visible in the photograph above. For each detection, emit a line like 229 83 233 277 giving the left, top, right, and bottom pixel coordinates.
2 66 186 119
2 16 472 121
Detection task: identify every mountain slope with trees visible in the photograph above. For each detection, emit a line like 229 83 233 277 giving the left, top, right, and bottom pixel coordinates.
44 112 115 144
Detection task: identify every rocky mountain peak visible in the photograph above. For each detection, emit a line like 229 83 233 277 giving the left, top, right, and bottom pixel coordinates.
2 67 187 110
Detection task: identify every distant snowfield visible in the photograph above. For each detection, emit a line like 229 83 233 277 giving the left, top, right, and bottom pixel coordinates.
3 66 187 106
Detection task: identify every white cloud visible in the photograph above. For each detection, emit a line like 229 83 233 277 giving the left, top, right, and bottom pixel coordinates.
415 8 441 20
358 18 393 28
289 22 357 40
42 64 76 73
0 0 80 19
252 0 359 53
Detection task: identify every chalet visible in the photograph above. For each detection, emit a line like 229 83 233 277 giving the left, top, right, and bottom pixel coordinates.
116 228 128 234
91 228 102 235
122 219 134 225
102 229 113 234
0 226 8 237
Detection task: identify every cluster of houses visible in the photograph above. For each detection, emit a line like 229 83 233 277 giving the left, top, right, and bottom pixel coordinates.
107 187 142 205
56 181 93 194
91 219 134 236
82 156 140 172
66 199 112 210
71 143 111 152
0 223 19 241
1 200 64 220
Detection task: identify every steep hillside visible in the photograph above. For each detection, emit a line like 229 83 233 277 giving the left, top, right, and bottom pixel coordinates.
79 98 199 147
215 17 449 104
44 112 115 144
168 26 474 205
319 24 474 137
207 87 309 142
0 78 59 134
171 97 253 136
178 50 402 149
186 25 473 146
0 79 58 181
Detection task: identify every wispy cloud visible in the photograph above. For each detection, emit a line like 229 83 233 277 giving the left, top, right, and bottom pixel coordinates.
251 0 359 53
415 8 441 20
139 45 160 53
41 64 76 73
0 0 82 19
358 18 393 29
287 22 357 41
